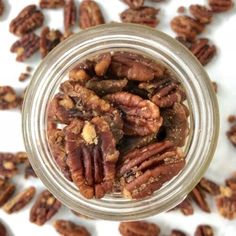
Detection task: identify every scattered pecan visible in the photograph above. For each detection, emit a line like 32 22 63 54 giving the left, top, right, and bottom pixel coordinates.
228 115 236 123
208 0 234 13
226 172 236 191
0 0 4 17
171 16 205 41
10 33 40 62
177 6 185 14
30 190 61 225
122 0 144 9
9 5 44 37
120 7 159 28
95 53 111 76
0 153 18 178
173 197 194 215
40 0 65 9
189 5 213 24
199 177 220 196
0 86 19 110
54 220 90 236
64 0 76 32
18 72 30 82
79 0 105 29
118 141 185 199
119 221 160 236
226 124 236 147
171 229 186 236
15 151 28 163
0 178 15 207
194 225 214 236
3 187 36 214
175 36 192 49
212 81 218 93
25 161 37 179
0 221 7 236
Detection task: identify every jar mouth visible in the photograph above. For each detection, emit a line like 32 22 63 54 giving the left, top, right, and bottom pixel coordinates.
22 23 219 221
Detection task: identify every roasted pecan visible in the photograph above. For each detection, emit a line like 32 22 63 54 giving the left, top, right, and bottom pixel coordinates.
40 27 62 58
177 6 186 14
189 5 213 24
171 16 205 41
0 221 7 236
208 0 234 12
15 151 28 163
226 124 236 147
64 0 76 32
3 187 36 214
120 7 159 27
65 117 119 199
18 72 30 82
30 190 61 225
175 36 192 49
173 197 194 215
194 225 214 236
0 0 4 17
40 0 65 8
119 221 160 236
54 220 90 236
119 141 185 199
122 0 144 9
171 230 186 236
0 153 18 178
95 53 111 76
9 5 44 37
226 172 236 191
228 115 236 123
0 86 19 110
25 161 37 179
0 178 15 207
105 92 163 136
79 0 105 29
199 177 220 196
10 33 40 62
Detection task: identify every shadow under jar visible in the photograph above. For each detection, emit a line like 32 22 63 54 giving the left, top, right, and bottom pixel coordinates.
22 23 219 221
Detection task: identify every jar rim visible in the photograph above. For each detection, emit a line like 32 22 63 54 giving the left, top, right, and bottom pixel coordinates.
22 23 219 221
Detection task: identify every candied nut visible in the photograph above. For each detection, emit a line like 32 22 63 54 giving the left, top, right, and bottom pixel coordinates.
3 187 36 214
208 0 234 13
0 221 7 236
95 53 111 76
0 153 18 178
0 86 19 110
177 6 185 14
105 92 163 136
79 0 105 29
10 33 40 62
171 229 186 236
226 172 236 191
226 124 236 147
0 179 15 207
120 7 159 27
54 220 90 236
15 151 28 163
0 0 4 17
9 5 44 37
25 161 37 179
119 141 185 199
122 0 144 9
119 221 160 236
64 0 76 32
189 5 213 24
194 225 214 236
173 197 194 215
30 190 61 225
171 16 205 41
40 27 62 58
40 0 65 8
65 117 119 199
199 177 220 196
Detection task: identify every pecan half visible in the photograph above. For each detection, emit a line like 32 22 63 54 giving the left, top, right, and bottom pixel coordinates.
226 124 236 147
0 86 19 110
10 33 40 62
228 115 236 123
105 92 163 136
0 179 15 207
40 0 65 8
24 161 37 179
79 0 105 29
122 0 144 9
226 172 236 191
175 36 192 49
119 141 185 199
3 187 36 214
171 16 205 41
65 117 119 199
0 221 7 236
194 225 214 236
64 0 76 32
0 0 4 17
9 5 44 37
173 197 194 215
30 190 61 225
208 0 234 13
95 53 111 76
54 220 91 236
120 7 159 27
199 177 220 196
189 5 213 24
119 221 160 236
0 153 18 178
172 230 186 236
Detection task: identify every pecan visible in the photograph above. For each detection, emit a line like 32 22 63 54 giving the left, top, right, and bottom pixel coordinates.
79 0 105 29
18 72 30 82
10 33 40 62
174 197 194 215
40 27 62 58
171 16 205 41
9 5 44 37
171 230 186 236
0 153 18 178
25 161 37 179
3 187 36 214
194 225 214 236
175 36 192 49
119 221 160 236
190 38 216 66
226 124 236 147
64 0 76 32
177 6 186 14
120 7 159 28
0 179 15 207
0 86 19 110
54 220 90 236
199 177 220 196
122 0 144 9
0 0 4 17
226 172 236 191
105 92 163 136
65 117 119 199
118 141 185 199
0 221 7 236
228 115 236 123
189 5 213 24
208 0 234 13
40 0 65 8
95 53 111 76
30 190 61 225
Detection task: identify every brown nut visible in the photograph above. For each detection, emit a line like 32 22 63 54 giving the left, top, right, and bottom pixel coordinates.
122 0 144 9
40 0 65 9
172 197 194 216
194 225 214 236
226 124 236 147
208 0 234 13
64 0 77 32
189 5 213 24
0 0 4 17
199 177 220 196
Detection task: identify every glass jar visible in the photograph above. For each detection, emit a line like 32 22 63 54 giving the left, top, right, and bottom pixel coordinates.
22 23 219 221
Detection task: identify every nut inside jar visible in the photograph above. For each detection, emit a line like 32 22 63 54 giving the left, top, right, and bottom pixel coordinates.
46 50 190 200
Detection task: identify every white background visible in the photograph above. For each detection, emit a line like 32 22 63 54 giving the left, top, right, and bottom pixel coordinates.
0 0 236 235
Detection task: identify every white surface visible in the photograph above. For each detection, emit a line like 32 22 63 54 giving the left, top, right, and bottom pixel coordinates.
0 0 236 235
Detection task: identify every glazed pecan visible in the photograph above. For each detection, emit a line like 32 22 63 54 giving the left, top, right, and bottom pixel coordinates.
0 221 7 236
15 151 28 163
226 124 236 147
0 178 15 207
0 153 18 178
40 27 62 58
119 221 160 236
119 141 185 199
95 53 111 76
199 177 220 196
226 172 236 191
25 161 37 179
40 0 65 8
64 0 76 32
3 187 36 214
30 190 61 225
173 197 194 215
18 72 30 82
194 225 214 236
105 92 163 136
65 117 119 199
228 115 236 123
0 0 4 17
177 6 186 14
79 0 105 29
208 0 234 12
189 5 213 24
171 230 186 236
171 16 205 41
54 220 91 236
9 5 44 37
0 86 19 110
120 7 159 27
10 33 40 62
122 0 144 9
